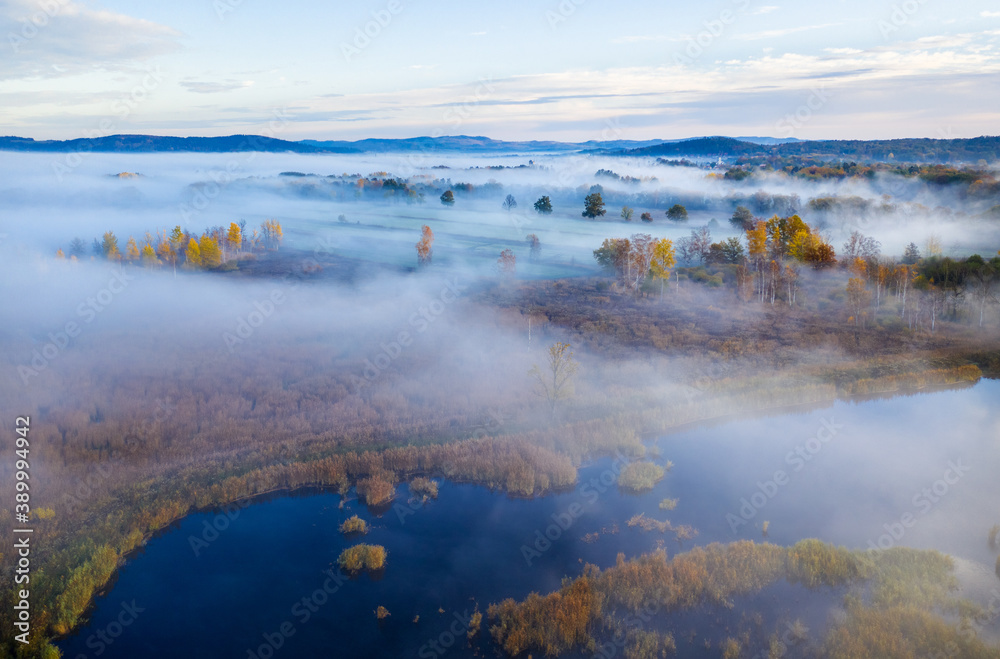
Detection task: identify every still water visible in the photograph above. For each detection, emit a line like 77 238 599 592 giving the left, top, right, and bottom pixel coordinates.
59 380 1000 658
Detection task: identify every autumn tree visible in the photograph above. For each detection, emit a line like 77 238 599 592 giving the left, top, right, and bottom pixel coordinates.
534 196 553 214
529 342 579 416
141 244 158 267
582 192 606 219
416 225 434 266
620 206 634 222
125 236 140 263
594 238 631 279
498 249 516 277
666 204 688 222
199 235 222 269
640 212 653 223
440 190 455 205
649 238 676 298
101 231 120 261
185 238 202 268
260 219 283 250
503 194 517 212
227 222 242 258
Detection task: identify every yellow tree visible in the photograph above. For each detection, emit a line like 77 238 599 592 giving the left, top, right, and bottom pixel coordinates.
185 237 202 268
416 225 434 266
157 231 177 275
199 234 222 268
125 236 140 263
649 238 676 298
261 219 283 249
56 248 65 259
141 244 158 267
746 220 768 302
102 231 121 261
227 222 242 258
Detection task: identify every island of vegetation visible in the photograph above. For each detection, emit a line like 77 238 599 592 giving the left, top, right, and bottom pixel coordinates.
338 515 368 535
337 544 387 574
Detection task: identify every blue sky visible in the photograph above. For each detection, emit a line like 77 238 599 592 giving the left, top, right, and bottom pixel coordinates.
1 0 998 141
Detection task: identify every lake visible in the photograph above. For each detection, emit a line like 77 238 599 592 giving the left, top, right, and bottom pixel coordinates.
58 379 1000 658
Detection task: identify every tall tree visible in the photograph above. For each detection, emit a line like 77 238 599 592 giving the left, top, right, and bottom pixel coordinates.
649 238 676 298
666 204 688 222
620 206 634 222
68 237 86 258
227 222 242 258
730 206 754 231
526 234 541 262
533 196 553 214
416 225 434 266
502 194 517 212
498 249 516 277
101 231 120 261
125 236 140 263
902 242 921 265
199 235 222 268
529 342 579 416
185 238 202 268
582 193 606 219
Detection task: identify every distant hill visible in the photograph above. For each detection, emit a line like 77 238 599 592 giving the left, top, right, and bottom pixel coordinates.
1 133 994 163
0 134 357 154
623 135 1000 163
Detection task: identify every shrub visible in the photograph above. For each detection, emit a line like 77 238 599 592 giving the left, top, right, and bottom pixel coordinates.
410 477 439 499
338 515 368 535
338 544 387 573
617 462 665 493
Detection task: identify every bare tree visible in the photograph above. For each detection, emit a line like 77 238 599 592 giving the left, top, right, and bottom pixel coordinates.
529 342 579 416
502 194 517 212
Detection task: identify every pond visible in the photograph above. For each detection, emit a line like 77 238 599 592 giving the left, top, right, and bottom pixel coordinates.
58 379 1000 658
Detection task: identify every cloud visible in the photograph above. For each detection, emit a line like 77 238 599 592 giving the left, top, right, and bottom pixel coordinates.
735 22 843 41
181 81 255 94
1 0 181 80
982 11 1000 18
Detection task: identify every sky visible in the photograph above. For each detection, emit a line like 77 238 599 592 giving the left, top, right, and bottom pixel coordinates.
1 0 999 142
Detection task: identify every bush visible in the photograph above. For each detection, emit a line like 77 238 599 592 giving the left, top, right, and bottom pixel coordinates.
409 477 439 499
617 462 665 493
338 544 387 573
338 515 368 535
